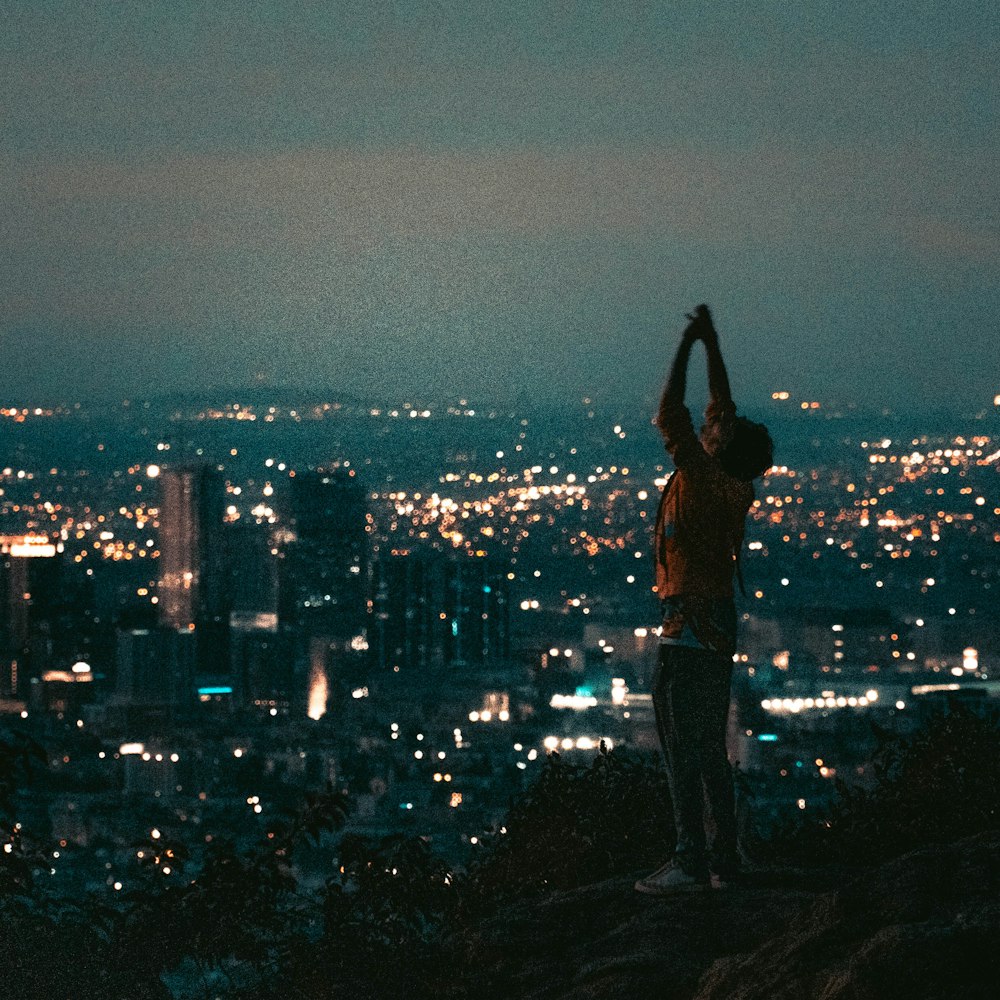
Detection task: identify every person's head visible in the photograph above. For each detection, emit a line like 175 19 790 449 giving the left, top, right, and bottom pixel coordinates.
714 417 773 481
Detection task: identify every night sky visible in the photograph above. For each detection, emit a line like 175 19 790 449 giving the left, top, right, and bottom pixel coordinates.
3 3 997 411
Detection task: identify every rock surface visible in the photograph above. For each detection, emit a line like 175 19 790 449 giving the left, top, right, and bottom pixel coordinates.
694 832 1000 1000
448 833 1000 1000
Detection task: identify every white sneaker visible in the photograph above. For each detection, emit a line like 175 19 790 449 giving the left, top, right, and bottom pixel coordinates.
634 861 710 895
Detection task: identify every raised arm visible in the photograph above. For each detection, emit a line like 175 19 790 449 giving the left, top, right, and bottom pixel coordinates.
698 306 733 407
655 312 708 469
656 317 701 428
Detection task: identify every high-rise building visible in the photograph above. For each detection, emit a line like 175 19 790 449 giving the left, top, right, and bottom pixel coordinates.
224 520 291 707
368 552 434 675
231 625 293 711
156 465 228 628
0 535 63 697
113 627 197 714
154 464 230 672
280 469 368 639
441 556 510 668
368 552 511 674
228 521 280 618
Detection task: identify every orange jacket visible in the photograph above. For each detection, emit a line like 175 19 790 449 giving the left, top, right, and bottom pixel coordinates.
654 399 754 598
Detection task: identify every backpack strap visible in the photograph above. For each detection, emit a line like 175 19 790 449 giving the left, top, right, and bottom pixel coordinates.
734 539 747 598
735 482 758 599
653 472 677 596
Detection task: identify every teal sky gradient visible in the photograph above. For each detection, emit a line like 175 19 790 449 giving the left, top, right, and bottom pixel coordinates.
2 2 997 409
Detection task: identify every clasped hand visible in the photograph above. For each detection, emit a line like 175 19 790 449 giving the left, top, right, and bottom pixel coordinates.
681 303 717 344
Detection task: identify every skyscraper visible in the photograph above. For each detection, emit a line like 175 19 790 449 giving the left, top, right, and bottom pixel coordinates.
369 552 434 675
280 469 368 639
154 465 230 672
441 556 510 668
228 521 280 624
113 627 197 715
369 552 511 674
0 534 63 697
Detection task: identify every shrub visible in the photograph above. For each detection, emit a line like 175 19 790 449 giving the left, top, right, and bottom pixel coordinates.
772 702 1000 865
465 742 674 902
272 833 459 1000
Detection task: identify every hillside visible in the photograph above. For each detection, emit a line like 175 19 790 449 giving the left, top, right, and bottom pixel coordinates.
447 832 999 1000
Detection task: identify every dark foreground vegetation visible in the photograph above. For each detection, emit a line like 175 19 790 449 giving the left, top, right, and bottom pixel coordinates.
2 704 998 1000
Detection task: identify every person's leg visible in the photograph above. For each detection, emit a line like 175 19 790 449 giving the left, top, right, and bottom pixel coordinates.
652 644 710 877
698 653 739 874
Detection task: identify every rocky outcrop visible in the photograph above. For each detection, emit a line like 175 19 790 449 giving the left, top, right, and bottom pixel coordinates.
451 871 818 999
448 833 999 1000
694 832 1000 1000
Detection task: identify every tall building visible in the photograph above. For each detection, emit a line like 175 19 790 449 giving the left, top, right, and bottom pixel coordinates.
368 552 434 675
223 519 294 707
231 626 294 711
368 552 511 674
155 465 230 672
228 521 280 622
280 469 368 639
0 535 63 697
441 556 510 668
113 627 197 714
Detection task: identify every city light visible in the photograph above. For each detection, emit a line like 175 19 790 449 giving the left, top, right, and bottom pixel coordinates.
550 693 598 710
2 534 58 558
307 658 328 721
761 692 884 714
543 736 614 752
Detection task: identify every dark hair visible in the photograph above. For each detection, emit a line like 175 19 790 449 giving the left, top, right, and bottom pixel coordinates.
718 417 773 481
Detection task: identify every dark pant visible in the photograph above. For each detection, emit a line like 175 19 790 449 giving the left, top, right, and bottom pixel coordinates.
652 644 738 876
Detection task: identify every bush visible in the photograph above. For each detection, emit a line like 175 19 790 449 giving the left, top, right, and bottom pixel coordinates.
772 702 1000 865
270 833 458 1000
465 742 674 902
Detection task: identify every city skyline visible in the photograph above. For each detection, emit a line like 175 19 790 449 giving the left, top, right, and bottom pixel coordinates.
1 288 996 994
2 396 995 897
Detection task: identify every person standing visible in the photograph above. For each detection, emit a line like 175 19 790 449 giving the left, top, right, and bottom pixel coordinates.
635 305 773 895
